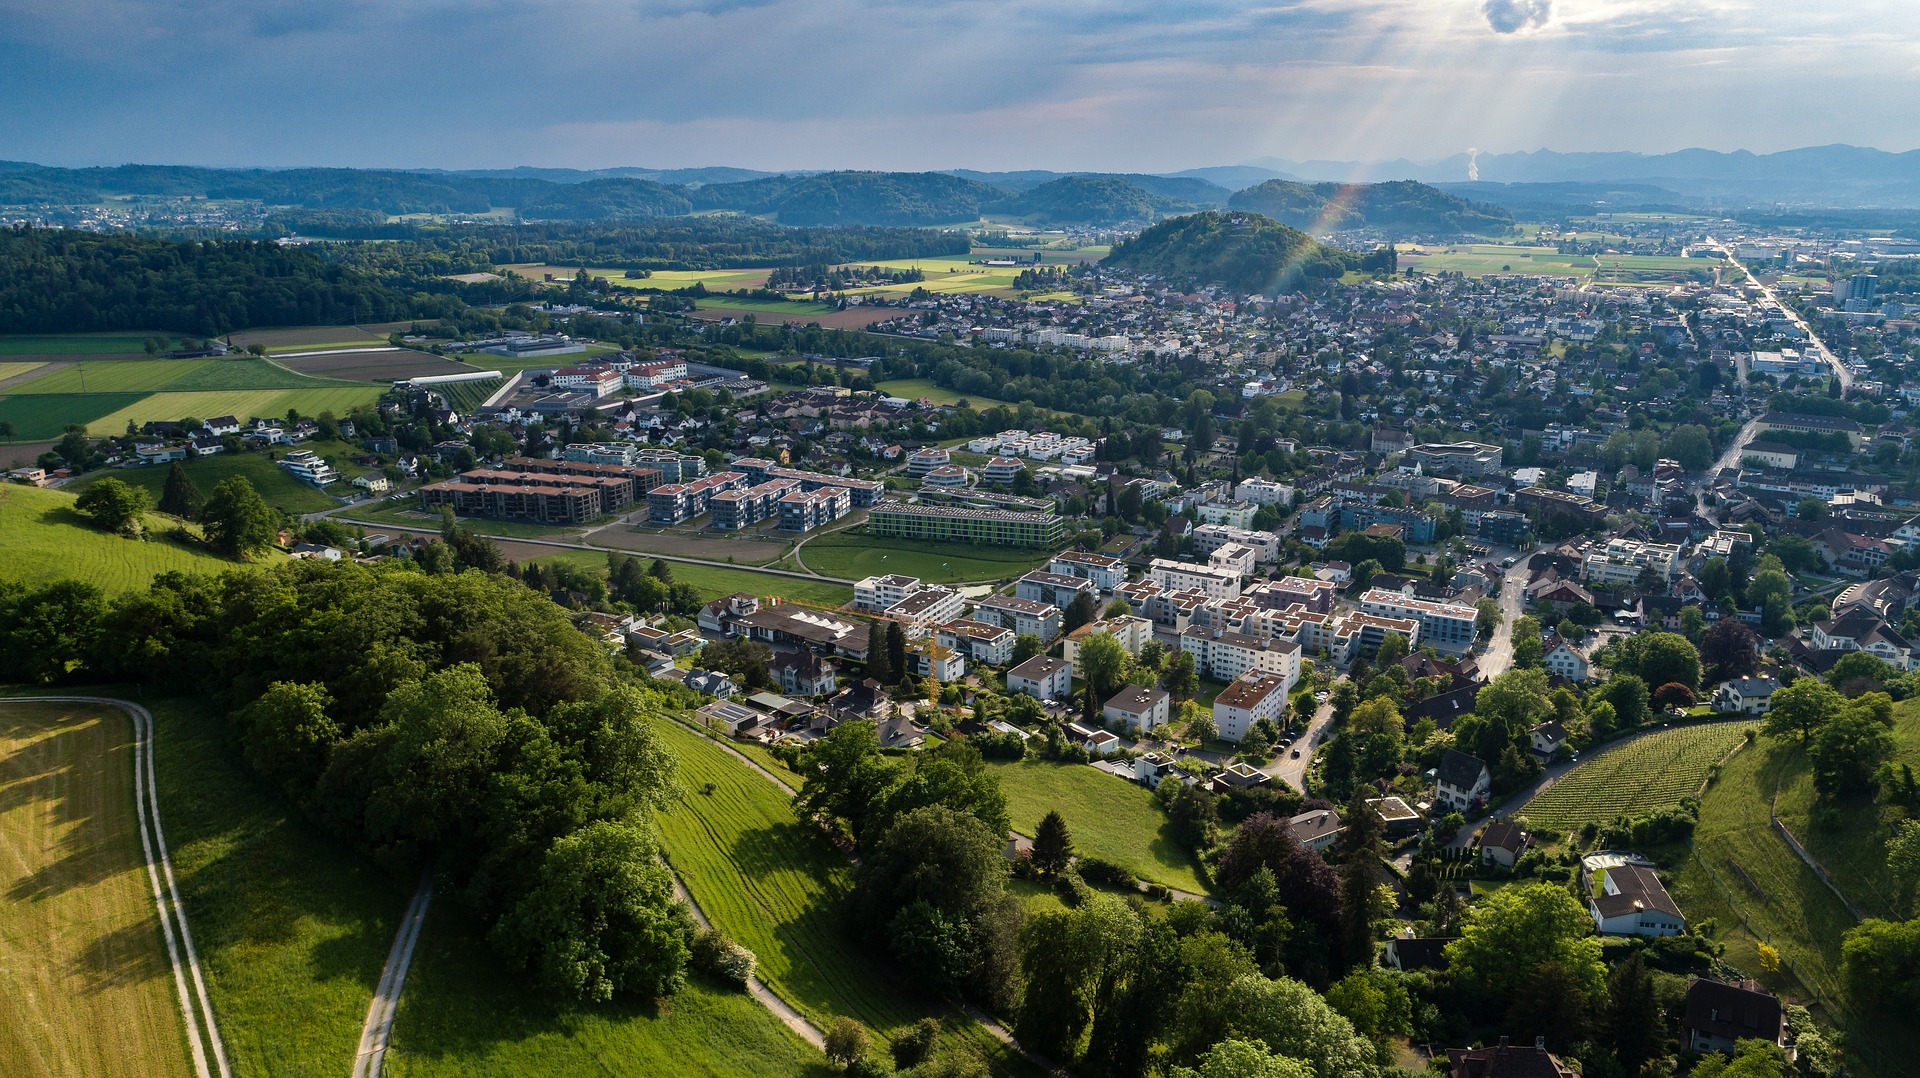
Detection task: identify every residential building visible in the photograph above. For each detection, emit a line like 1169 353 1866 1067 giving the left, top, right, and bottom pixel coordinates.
1434 749 1490 811
1103 686 1171 734
971 595 1064 641
1590 864 1685 937
1479 821 1532 868
936 619 1016 665
1357 589 1478 654
1684 979 1787 1057
883 586 967 635
1408 441 1504 477
868 500 1065 547
1286 808 1344 852
1194 499 1258 528
1446 1043 1577 1078
1581 538 1684 585
1212 671 1290 742
1048 550 1127 592
856 574 924 611
1007 654 1073 701
1235 477 1294 505
1179 627 1301 688
778 485 852 531
906 447 951 476
1541 634 1590 682
1530 721 1568 757
1712 676 1779 715
1148 558 1242 601
1016 571 1097 610
1062 615 1154 673
647 471 749 523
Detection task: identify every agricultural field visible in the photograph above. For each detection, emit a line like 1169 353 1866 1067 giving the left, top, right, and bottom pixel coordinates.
276 350 480 382
147 697 408 1077
1517 721 1754 832
1399 244 1596 277
70 450 347 515
0 360 47 383
985 758 1208 895
225 326 388 353
0 332 158 356
653 721 1028 1077
0 483 260 592
6 357 365 395
0 700 194 1078
499 264 775 293
689 301 892 330
385 907 826 1078
796 531 1055 584
85 388 384 435
0 392 148 440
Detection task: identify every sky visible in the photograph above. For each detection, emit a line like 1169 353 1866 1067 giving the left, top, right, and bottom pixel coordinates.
2 0 1917 173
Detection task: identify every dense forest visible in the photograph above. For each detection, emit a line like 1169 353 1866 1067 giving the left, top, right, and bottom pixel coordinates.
1103 211 1358 292
1227 179 1515 234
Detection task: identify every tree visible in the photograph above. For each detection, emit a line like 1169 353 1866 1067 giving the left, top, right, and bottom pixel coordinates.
1169 1039 1311 1078
1747 559 1795 637
1186 709 1218 744
1809 694 1897 798
1336 790 1386 970
201 475 278 558
863 630 894 685
1840 916 1920 1015
1679 604 1709 643
238 680 340 802
490 818 693 1002
1216 973 1381 1078
1012 633 1046 665
1444 882 1604 1009
1373 631 1409 666
1511 615 1544 669
1605 950 1662 1077
1701 617 1759 683
1148 647 1195 702
1889 821 1920 918
1763 676 1843 742
1827 650 1895 697
1692 1040 1791 1078
886 622 908 685
1611 631 1701 690
1475 597 1502 638
1031 809 1074 878
1064 591 1097 633
1652 682 1695 710
1215 814 1340 948
1016 894 1141 1060
1078 632 1128 702
1663 424 1714 471
158 461 205 520
824 1017 872 1069
74 477 151 538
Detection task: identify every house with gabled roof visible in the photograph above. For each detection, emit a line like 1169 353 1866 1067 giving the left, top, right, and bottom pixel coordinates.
1684 978 1788 1057
1434 749 1490 812
1589 863 1684 937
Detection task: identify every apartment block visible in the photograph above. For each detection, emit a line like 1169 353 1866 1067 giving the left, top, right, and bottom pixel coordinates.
1356 588 1478 653
868 500 1065 547
1212 671 1291 742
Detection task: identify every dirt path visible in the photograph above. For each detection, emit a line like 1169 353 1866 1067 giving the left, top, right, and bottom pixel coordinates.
350 868 434 1078
669 874 826 1049
10 695 232 1078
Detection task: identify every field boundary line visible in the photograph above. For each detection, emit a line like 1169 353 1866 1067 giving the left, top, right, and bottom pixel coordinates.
10 694 232 1078
351 867 435 1078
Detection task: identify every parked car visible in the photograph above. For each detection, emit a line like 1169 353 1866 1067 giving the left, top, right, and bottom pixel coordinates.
1290 748 1301 758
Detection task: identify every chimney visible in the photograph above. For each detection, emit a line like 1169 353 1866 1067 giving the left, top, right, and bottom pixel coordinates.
1535 1036 1546 1050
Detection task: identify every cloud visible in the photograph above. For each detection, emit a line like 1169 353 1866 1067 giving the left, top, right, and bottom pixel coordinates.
1481 0 1551 32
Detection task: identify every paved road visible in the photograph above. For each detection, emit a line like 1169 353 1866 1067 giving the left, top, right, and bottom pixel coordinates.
12 695 232 1078
1266 698 1334 792
1477 558 1535 682
351 868 434 1078
1711 240 1852 392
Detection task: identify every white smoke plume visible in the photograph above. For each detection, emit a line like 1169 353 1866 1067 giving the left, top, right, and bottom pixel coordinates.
1467 148 1481 181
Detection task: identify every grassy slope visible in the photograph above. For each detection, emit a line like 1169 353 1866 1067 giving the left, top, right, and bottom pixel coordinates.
0 700 194 1078
385 907 827 1078
70 453 342 515
1519 722 1755 831
985 758 1208 895
87 389 383 435
797 531 1054 585
148 697 404 1077
653 720 1033 1077
1772 699 1920 920
0 484 254 593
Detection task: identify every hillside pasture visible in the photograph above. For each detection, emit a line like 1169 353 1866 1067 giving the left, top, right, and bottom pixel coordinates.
985 758 1208 895
0 700 194 1078
70 451 343 515
0 392 148 440
1771 697 1920 920
1517 721 1754 832
0 484 255 592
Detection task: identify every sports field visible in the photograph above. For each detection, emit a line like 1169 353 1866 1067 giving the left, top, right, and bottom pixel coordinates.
796 531 1055 584
1518 721 1754 832
0 484 255 592
0 700 194 1078
985 758 1208 895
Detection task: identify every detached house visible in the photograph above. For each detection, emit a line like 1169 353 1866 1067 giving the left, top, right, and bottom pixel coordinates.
1684 978 1788 1057
1434 749 1490 812
1711 676 1778 715
1540 634 1590 682
1590 863 1685 937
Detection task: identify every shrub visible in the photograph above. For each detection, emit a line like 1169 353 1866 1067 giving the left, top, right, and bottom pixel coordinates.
890 1017 941 1069
1076 857 1140 891
690 925 756 988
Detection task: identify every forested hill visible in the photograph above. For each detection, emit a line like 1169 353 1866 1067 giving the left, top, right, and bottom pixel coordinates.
1101 211 1357 293
0 229 420 335
1227 179 1514 235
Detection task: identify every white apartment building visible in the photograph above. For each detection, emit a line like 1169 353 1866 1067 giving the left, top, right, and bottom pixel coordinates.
1179 627 1302 688
1212 671 1291 742
855 574 923 612
1049 550 1128 592
1235 477 1295 506
1062 615 1154 674
1580 538 1684 585
1191 524 1281 563
1148 558 1242 602
936 620 1016 665
1356 589 1478 654
1208 542 1259 581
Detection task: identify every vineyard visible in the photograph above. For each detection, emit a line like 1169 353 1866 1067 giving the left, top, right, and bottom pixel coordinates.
1519 721 1755 831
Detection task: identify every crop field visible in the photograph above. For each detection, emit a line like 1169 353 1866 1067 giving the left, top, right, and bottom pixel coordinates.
1518 722 1753 831
796 531 1055 584
70 451 344 515
1399 244 1596 277
985 759 1208 895
147 697 408 1077
85 388 384 434
0 392 149 440
7 359 223 394
385 907 827 1078
499 264 776 292
0 361 47 383
0 700 194 1078
225 326 388 352
0 332 158 356
278 351 485 381
530 549 855 609
0 484 257 592
689 301 893 330
654 721 1028 1077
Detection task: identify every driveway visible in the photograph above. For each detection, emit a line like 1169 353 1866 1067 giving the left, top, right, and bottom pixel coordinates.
1265 697 1334 792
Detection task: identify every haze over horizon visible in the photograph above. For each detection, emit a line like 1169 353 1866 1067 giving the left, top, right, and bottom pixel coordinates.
3 0 1918 175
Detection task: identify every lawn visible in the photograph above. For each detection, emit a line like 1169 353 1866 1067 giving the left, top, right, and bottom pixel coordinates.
0 700 194 1077
148 697 407 1078
70 450 344 515
384 908 826 1078
1517 721 1755 832
653 721 1029 1077
984 758 1208 895
797 531 1055 584
0 332 159 355
0 392 149 440
531 549 855 609
344 500 586 540
0 484 258 593
85 388 385 435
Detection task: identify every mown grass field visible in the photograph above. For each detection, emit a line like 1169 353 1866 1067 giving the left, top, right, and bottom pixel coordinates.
531 549 855 609
385 908 827 1078
9 357 367 395
70 451 343 515
0 332 158 355
875 378 1019 410
1772 698 1920 920
148 697 406 1078
797 531 1055 584
0 484 256 592
984 759 1207 895
1518 721 1755 831
0 392 148 439
0 700 194 1078
654 721 1032 1077
86 388 384 435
